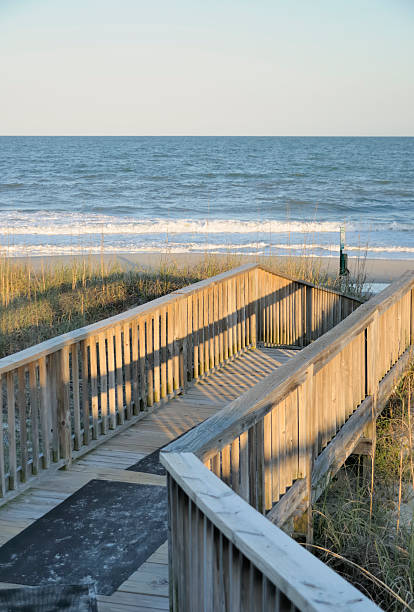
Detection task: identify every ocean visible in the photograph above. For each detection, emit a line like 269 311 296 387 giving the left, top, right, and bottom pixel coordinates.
0 136 413 259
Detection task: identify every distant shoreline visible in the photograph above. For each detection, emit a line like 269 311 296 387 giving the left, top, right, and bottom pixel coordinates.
5 252 414 284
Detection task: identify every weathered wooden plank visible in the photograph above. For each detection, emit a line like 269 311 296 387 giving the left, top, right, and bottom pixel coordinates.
17 367 28 483
58 346 72 467
153 311 161 403
0 375 6 496
181 298 188 390
208 286 214 370
173 301 181 391
71 344 81 449
139 319 147 411
131 320 140 413
239 430 249 502
106 329 117 428
98 333 108 434
186 295 193 384
89 337 99 439
221 444 231 485
161 452 378 612
218 281 224 363
146 317 154 407
263 411 272 511
203 288 210 372
38 356 51 468
123 323 132 418
223 280 229 360
28 362 40 475
160 309 168 399
192 294 199 380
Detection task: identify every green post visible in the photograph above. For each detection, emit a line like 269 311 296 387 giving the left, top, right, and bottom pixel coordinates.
339 225 348 276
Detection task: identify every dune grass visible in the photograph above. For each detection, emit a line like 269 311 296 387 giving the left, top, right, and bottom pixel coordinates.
312 363 414 611
0 252 367 360
0 255 237 359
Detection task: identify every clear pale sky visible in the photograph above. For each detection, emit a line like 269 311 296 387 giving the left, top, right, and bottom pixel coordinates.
0 0 413 136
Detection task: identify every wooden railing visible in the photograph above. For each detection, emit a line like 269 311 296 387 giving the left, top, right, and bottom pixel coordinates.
0 264 358 503
162 271 414 611
256 269 359 347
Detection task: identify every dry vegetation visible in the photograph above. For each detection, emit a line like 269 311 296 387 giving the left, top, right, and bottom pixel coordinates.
0 255 237 359
0 252 367 359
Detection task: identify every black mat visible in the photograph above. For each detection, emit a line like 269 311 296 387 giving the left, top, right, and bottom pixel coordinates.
127 448 166 475
0 479 167 596
126 424 198 475
0 583 97 611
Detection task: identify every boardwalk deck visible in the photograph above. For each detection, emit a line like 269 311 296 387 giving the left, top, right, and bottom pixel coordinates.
0 347 295 611
1 263 407 610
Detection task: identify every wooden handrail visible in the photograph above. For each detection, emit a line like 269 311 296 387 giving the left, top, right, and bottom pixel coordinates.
257 263 364 303
161 271 414 610
0 263 361 504
0 263 361 375
0 264 257 375
165 270 414 461
161 451 379 612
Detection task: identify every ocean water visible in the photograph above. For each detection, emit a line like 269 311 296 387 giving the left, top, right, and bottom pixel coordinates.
0 136 413 259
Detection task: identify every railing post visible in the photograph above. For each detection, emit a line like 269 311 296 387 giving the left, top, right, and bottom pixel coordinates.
57 346 72 468
305 285 313 344
6 372 16 491
305 364 314 543
411 287 414 346
48 353 60 461
251 268 258 348
297 365 314 542
364 311 379 490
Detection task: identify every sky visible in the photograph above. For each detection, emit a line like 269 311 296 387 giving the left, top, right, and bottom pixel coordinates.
0 0 413 136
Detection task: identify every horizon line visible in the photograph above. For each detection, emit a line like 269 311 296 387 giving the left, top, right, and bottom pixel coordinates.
1 134 413 138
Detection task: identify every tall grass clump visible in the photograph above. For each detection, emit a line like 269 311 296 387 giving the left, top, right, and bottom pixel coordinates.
0 247 368 360
257 235 369 300
0 254 240 359
312 363 414 611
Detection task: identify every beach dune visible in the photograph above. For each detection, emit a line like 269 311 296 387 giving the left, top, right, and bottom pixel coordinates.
8 253 414 285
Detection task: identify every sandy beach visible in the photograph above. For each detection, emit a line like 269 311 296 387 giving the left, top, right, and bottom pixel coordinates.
7 252 414 284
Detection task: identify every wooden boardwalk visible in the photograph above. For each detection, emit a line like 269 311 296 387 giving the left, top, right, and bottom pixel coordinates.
2 263 406 610
0 347 295 611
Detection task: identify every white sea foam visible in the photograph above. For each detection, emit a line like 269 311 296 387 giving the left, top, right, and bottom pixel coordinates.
1 240 413 259
0 212 347 236
2 211 414 237
1 212 413 259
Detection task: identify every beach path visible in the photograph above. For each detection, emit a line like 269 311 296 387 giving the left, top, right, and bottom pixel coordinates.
0 346 295 611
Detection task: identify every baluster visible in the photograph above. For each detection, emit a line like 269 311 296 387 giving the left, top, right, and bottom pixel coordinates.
58 346 71 466
123 322 132 417
17 366 28 482
106 329 117 428
131 321 140 413
29 362 40 474
7 371 17 490
153 311 160 403
0 375 5 495
98 333 108 433
71 344 81 449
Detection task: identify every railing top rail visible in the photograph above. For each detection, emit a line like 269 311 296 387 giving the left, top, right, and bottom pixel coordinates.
165 270 414 461
161 451 379 611
256 263 364 303
0 261 362 376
